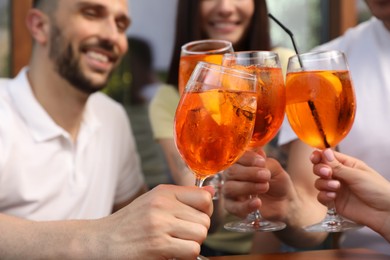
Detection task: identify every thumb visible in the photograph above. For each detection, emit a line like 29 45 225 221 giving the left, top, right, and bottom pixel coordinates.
201 185 216 198
322 148 355 182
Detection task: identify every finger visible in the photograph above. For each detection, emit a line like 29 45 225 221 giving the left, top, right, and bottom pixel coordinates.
317 191 336 205
224 163 270 183
174 186 213 217
223 178 270 199
235 150 266 167
314 178 340 192
224 197 261 218
174 205 211 231
266 158 285 178
322 149 372 183
169 218 209 244
164 237 202 260
310 149 322 164
201 185 216 198
332 150 369 170
312 164 332 179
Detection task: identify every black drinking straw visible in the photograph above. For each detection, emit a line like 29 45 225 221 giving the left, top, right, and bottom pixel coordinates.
268 13 303 68
268 13 330 148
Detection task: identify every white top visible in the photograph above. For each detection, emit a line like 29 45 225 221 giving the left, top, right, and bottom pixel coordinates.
279 17 390 254
0 68 145 221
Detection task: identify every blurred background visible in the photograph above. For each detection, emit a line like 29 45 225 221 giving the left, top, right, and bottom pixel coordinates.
0 0 372 78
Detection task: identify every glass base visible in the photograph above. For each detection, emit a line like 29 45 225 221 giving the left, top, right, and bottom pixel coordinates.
305 219 363 232
304 210 363 232
224 215 286 232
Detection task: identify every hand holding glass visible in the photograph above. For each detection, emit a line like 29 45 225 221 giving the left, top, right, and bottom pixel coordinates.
285 50 360 232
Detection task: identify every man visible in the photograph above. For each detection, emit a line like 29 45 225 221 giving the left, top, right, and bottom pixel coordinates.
0 0 213 258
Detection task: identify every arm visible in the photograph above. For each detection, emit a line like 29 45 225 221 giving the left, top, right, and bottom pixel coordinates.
273 140 328 247
0 185 214 259
311 149 390 243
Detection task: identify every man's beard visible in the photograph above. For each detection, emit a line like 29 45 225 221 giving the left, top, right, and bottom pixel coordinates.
49 24 114 94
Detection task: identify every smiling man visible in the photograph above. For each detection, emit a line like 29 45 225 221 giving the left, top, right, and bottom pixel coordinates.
0 0 215 258
4 0 145 223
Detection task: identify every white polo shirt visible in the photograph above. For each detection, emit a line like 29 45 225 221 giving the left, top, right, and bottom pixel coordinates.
0 68 145 221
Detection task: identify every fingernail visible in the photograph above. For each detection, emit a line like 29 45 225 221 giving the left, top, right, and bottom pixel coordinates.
253 156 265 166
326 192 336 199
324 149 335 162
327 180 340 189
319 167 331 177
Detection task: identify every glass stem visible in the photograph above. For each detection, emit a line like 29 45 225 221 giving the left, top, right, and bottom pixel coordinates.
254 209 262 221
249 194 263 223
195 177 205 188
325 202 343 227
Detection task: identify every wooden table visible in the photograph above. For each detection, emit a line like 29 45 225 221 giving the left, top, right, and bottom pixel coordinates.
208 248 389 260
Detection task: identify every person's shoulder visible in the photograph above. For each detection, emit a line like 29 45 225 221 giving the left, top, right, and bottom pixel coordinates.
150 83 179 107
0 79 15 136
0 77 10 85
155 84 179 98
0 77 14 107
313 18 376 52
0 77 13 90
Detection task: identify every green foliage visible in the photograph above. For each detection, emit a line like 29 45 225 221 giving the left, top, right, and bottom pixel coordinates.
103 51 132 105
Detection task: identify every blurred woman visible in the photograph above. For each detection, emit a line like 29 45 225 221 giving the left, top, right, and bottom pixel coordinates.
149 0 293 256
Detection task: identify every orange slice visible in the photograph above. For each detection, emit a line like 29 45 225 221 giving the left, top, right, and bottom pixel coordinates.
286 71 342 104
200 89 222 125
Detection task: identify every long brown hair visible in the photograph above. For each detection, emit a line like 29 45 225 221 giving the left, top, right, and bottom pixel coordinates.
166 0 271 88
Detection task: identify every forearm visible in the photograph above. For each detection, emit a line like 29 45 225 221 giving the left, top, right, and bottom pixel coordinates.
275 141 328 247
371 211 390 244
274 191 328 248
0 214 98 259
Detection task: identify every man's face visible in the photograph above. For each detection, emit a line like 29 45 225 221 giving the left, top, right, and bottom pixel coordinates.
48 0 130 94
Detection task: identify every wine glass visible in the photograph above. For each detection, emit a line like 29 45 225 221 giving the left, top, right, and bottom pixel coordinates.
174 62 257 260
179 39 234 96
222 51 287 232
285 50 360 232
174 61 257 188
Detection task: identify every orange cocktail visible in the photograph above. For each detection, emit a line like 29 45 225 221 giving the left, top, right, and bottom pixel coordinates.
179 39 233 95
179 54 224 95
285 70 356 149
174 62 257 185
175 89 256 179
239 66 285 148
222 51 287 233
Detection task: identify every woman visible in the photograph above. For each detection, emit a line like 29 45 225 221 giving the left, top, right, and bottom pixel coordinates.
149 0 293 256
